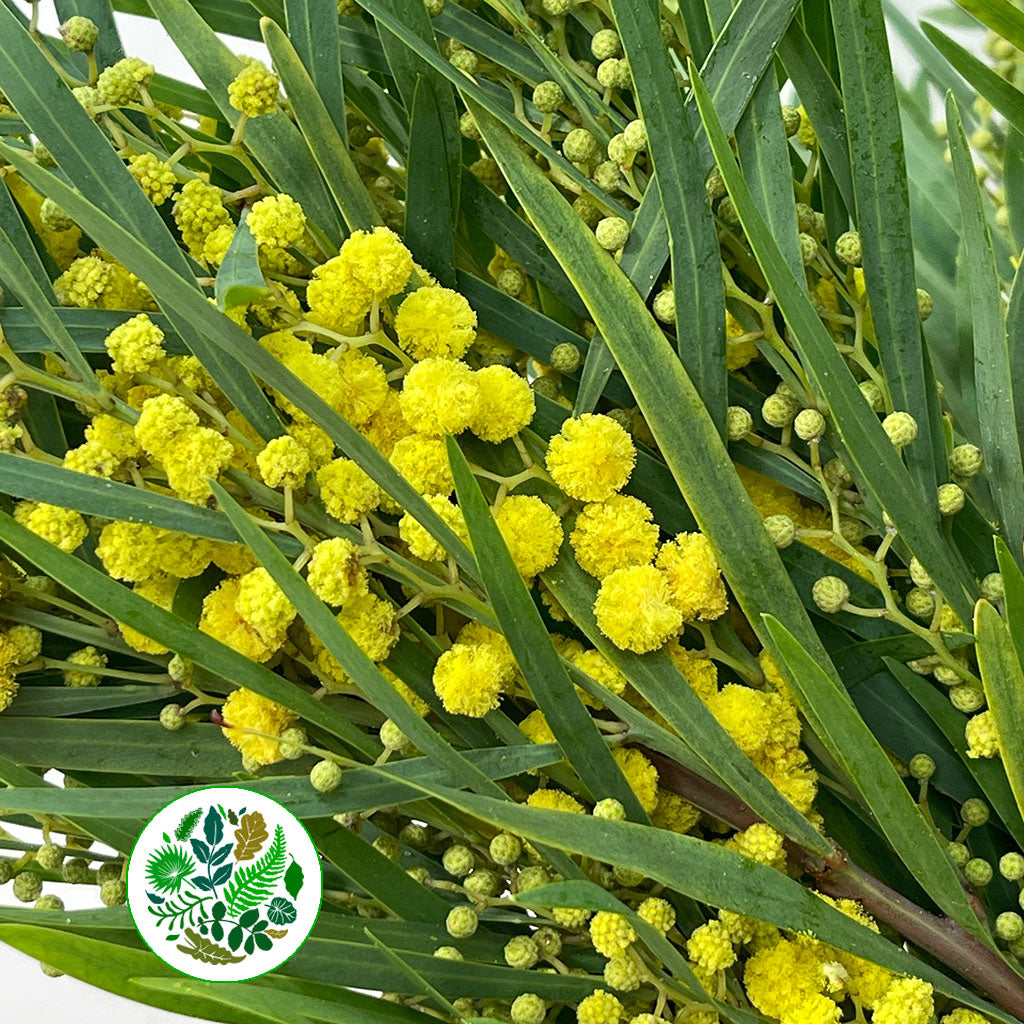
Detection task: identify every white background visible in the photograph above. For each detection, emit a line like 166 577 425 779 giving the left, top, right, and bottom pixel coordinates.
1 0 962 1019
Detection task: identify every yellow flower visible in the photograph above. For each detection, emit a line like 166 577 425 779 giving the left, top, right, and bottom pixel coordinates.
390 434 453 495
688 920 737 972
135 394 199 460
728 823 786 870
400 358 479 436
220 687 297 765
965 710 999 758
612 747 659 813
247 194 306 249
128 152 176 205
316 458 382 523
63 440 118 478
655 532 727 621
589 911 635 957
309 593 400 690
520 709 556 744
399 495 469 561
546 414 635 502
336 227 413 300
571 648 626 696
594 564 682 653
235 567 295 649
257 435 311 489
86 414 140 461
360 389 412 457
334 351 390 426
162 427 234 504
63 646 107 687
651 789 700 834
665 641 718 702
120 577 178 654
173 179 230 256
200 578 277 663
305 537 368 606
25 503 88 553
396 286 477 359
577 990 624 1024
227 57 280 117
469 365 535 442
432 641 510 716
872 978 933 1024
493 495 562 578
570 495 659 578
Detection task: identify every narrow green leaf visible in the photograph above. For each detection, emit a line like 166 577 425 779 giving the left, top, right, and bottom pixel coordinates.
762 614 988 938
0 718 242 776
284 0 345 135
405 76 456 286
611 0 726 435
260 17 380 233
736 74 805 284
214 211 269 310
0 306 184 354
924 22 1024 138
434 3 548 84
446 439 648 819
0 508 378 759
975 599 1024 825
689 64 976 623
946 93 1024 563
0 176 53 295
831 0 941 499
4 684 177 717
573 334 617 415
953 0 1024 52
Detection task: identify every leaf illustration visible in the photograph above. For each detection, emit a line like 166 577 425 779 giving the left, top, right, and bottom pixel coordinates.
174 807 202 841
222 825 287 916
265 928 288 939
233 811 268 862
254 932 273 951
266 897 296 925
145 843 196 896
284 858 304 900
176 927 245 965
211 862 234 886
204 806 224 846
227 925 243 952
210 842 233 866
227 809 238 826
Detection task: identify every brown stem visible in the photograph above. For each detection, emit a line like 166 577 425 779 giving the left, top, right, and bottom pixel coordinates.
647 751 1024 1021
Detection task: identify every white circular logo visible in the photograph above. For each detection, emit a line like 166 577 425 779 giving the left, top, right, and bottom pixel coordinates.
126 786 321 981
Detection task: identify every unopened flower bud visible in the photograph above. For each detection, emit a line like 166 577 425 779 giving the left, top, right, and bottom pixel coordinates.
159 704 186 731
489 832 522 865
533 81 563 114
563 128 598 164
948 841 970 867
726 405 753 440
981 572 1004 601
950 443 983 477
465 868 500 898
445 904 478 938
167 654 192 683
379 719 408 751
781 105 801 137
761 393 799 428
763 514 795 549
591 29 621 60
450 49 479 74
839 516 869 544
834 230 862 266
917 287 933 320
551 342 581 373
950 685 985 712
962 797 990 826
905 587 935 620
706 166 726 202
859 380 884 412
799 233 818 265
812 575 850 614
622 119 647 152
938 482 965 515
652 288 676 324
794 408 825 441
96 861 123 885
996 911 1024 941
593 797 626 820
100 879 127 906
908 753 935 780
442 844 475 878
433 945 463 961
62 858 89 884
999 852 1024 881
35 844 63 871
310 759 342 793
882 411 918 449
277 726 307 760
505 934 540 969
60 15 99 51
965 857 992 887
595 216 629 251
512 993 547 1024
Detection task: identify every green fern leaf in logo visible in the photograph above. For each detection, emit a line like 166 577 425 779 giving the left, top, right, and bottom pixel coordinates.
222 824 287 916
174 807 203 841
145 843 197 895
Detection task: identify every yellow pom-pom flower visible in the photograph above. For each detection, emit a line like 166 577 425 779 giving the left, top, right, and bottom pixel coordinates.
728 823 786 870
395 286 477 360
201 578 277 663
163 426 234 504
220 687 297 765
527 788 585 814
305 254 373 332
594 564 682 652
305 537 368 606
570 495 659 578
389 434 454 494
651 789 701 834
120 577 178 654
399 495 469 561
638 897 675 934
128 152 176 205
257 435 311 489
577 990 624 1024
520 708 556 744
655 532 727 621
228 57 280 117
546 414 635 502
432 641 510 717
469 365 535 442
872 978 933 1024
493 495 563 578
317 458 382 523
25 503 88 553
63 646 107 687
400 358 479 436
135 394 200 460
104 313 165 375
589 911 636 957
687 920 736 972
612 747 659 813
247 194 306 249
173 179 230 256
665 641 718 702
571 648 627 696
235 567 296 649
336 227 413 301
966 710 999 759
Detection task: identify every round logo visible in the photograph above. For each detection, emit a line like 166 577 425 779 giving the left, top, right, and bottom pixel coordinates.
126 786 321 981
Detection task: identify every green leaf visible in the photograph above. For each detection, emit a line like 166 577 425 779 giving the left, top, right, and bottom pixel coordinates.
946 93 1024 562
0 507 377 759
953 0 1024 51
542 542 831 856
762 614 988 939
215 211 269 310
0 743 564 820
831 0 942 499
283 858 304 901
3 683 176 717
611 0 726 435
284 0 345 135
405 76 456 286
223 824 287 916
0 306 185 354
260 16 381 233
573 334 617 415
923 21 1024 138
0 718 243 776
446 439 647 819
0 176 53 296
975 598 1024 825
688 63 976 625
